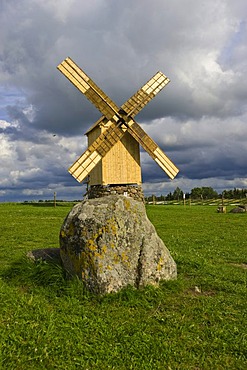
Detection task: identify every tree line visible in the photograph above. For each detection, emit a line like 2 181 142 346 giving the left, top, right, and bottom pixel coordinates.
146 187 247 202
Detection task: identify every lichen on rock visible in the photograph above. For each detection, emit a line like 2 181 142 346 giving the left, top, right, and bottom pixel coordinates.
59 195 177 294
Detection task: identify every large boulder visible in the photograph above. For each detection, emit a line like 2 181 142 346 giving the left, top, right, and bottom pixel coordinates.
60 196 177 294
229 205 247 213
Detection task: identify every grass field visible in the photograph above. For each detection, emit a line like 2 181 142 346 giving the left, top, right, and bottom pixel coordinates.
0 202 246 369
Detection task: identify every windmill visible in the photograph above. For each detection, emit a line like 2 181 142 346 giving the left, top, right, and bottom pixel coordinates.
57 57 179 201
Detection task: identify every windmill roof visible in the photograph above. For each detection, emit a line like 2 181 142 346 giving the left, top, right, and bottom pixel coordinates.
84 117 104 135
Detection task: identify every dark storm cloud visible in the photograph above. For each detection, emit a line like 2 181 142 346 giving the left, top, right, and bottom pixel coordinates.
0 0 247 200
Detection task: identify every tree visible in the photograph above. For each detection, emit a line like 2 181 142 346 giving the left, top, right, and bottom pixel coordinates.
190 187 218 199
201 187 218 199
166 192 173 201
190 187 203 199
173 187 183 201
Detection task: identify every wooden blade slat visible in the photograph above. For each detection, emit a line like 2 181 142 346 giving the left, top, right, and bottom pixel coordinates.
68 122 125 182
121 71 170 117
57 57 119 120
127 121 179 179
69 150 102 182
65 58 120 114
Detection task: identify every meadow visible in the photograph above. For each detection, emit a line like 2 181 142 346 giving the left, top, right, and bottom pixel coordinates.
0 202 246 369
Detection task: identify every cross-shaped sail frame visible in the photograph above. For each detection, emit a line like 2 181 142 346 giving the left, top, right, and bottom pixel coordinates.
57 57 179 183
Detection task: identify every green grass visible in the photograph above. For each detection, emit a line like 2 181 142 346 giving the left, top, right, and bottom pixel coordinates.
0 203 246 369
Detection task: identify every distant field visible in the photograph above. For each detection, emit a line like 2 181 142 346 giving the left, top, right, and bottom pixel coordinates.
0 202 246 369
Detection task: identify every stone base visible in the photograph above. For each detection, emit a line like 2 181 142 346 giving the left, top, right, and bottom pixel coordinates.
87 184 145 203
60 195 177 295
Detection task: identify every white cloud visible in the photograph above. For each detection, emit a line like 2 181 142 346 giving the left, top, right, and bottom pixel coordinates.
0 120 11 129
0 134 15 159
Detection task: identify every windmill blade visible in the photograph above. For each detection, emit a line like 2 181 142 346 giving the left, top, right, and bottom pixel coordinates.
70 115 179 182
121 71 170 117
57 57 120 121
58 58 170 123
84 71 170 137
58 57 178 180
126 119 179 179
66 68 173 182
68 121 125 182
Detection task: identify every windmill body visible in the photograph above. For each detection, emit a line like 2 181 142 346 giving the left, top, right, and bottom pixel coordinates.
57 57 179 200
86 121 141 186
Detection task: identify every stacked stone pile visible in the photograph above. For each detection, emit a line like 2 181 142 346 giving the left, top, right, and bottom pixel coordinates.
87 184 144 203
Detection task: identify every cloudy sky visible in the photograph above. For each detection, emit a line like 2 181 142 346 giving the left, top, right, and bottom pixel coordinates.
0 0 247 201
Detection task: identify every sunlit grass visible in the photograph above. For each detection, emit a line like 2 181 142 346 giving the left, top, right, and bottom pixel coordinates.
0 203 246 369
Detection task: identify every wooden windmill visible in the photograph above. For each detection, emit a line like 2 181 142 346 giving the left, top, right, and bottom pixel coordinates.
57 57 179 200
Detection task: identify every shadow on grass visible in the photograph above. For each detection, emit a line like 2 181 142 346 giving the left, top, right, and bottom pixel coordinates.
1 251 185 306
2 254 65 287
0 253 94 302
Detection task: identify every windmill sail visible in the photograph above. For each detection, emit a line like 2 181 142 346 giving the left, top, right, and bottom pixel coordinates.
125 121 179 179
121 71 170 117
57 57 119 121
58 58 170 123
57 57 179 182
68 122 124 182
59 66 172 182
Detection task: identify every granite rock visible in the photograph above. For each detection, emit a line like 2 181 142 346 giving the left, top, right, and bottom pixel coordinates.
60 195 177 294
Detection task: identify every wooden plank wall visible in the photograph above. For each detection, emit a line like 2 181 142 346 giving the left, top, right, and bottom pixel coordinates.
87 126 142 185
